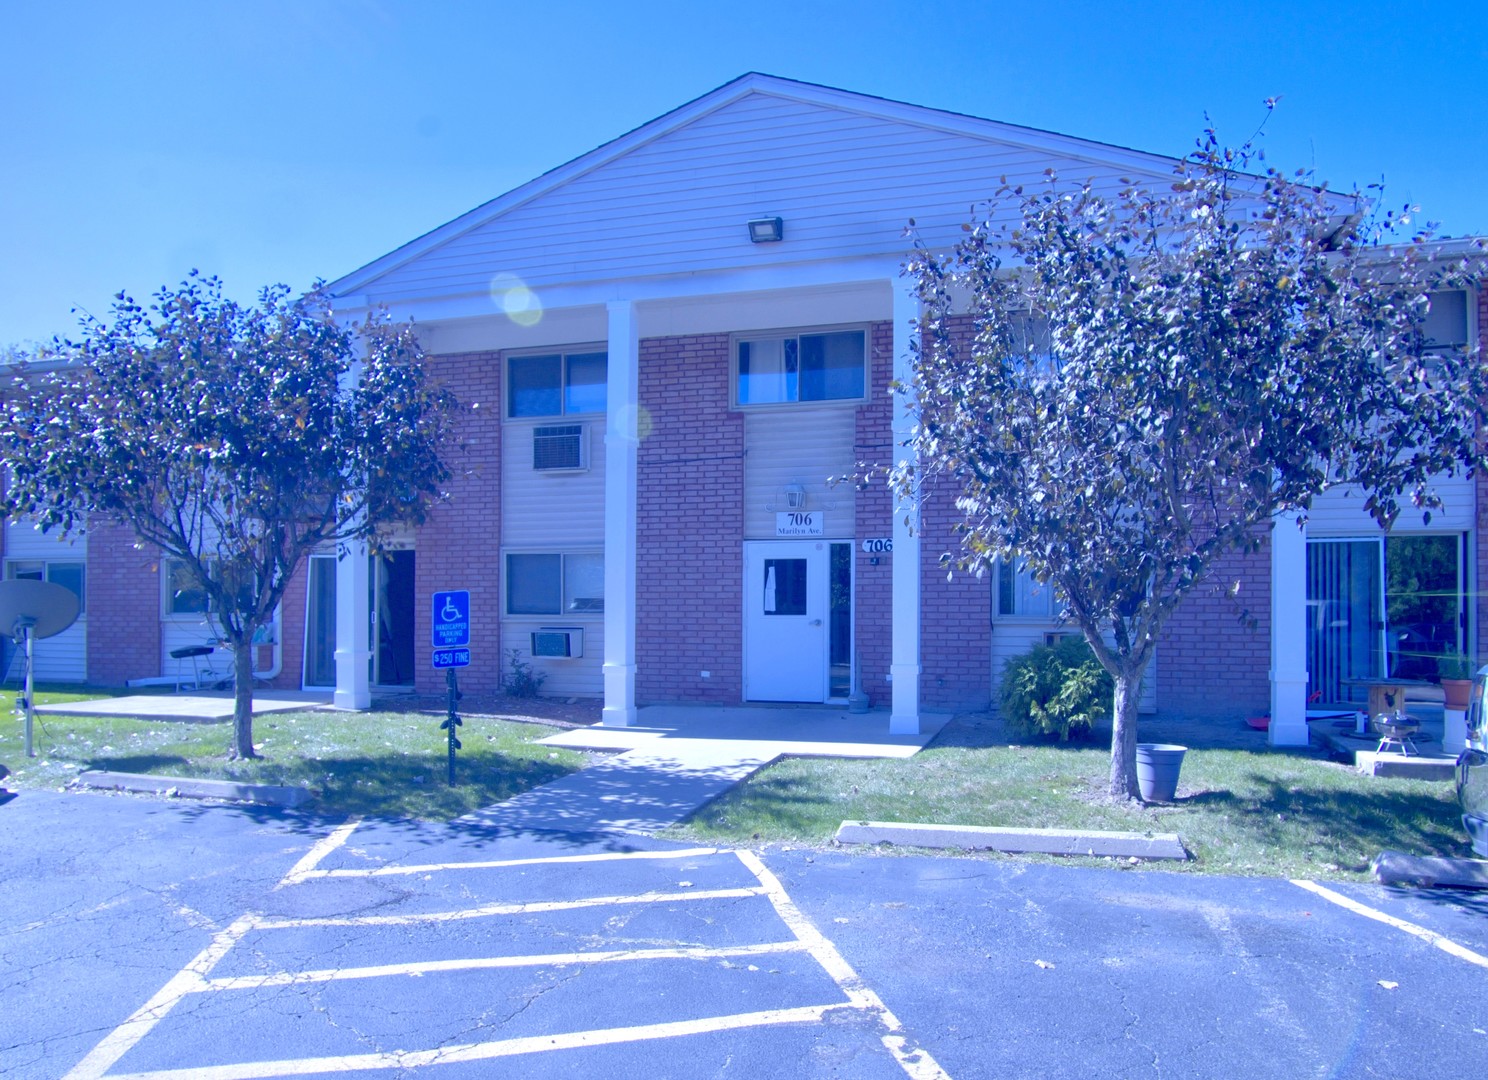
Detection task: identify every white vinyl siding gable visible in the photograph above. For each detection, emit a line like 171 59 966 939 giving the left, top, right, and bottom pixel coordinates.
358 91 1177 305
743 407 856 540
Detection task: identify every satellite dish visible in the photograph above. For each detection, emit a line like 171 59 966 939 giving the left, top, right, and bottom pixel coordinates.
0 579 81 640
0 579 82 759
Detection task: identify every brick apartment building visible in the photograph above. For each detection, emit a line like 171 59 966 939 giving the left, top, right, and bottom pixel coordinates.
7 75 1482 744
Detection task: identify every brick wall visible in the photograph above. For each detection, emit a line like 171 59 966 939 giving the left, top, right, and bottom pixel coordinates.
853 322 894 707
1156 539 1273 719
266 562 308 690
414 351 503 694
86 520 161 685
635 333 746 704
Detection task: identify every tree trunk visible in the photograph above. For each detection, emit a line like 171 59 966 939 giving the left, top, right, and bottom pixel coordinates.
1108 669 1143 799
230 638 257 760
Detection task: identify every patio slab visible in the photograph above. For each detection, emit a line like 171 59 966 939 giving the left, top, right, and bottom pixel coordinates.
35 691 333 723
537 704 951 760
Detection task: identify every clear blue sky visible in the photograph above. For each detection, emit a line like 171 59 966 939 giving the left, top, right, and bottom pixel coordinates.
3 0 1484 346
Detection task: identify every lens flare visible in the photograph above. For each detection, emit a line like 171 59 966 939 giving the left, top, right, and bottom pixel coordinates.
489 272 543 327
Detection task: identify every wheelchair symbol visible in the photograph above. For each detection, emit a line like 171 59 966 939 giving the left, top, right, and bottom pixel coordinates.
441 599 463 622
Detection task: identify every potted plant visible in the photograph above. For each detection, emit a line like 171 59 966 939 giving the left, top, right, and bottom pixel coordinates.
1438 652 1476 710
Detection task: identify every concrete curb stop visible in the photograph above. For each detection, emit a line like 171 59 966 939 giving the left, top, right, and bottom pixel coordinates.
1371 849 1488 890
834 820 1189 861
73 770 313 809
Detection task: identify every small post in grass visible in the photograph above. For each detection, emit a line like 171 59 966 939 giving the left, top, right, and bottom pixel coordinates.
440 667 463 787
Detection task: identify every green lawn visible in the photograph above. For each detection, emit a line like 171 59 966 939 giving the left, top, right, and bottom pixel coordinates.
1 702 587 820
669 741 1469 881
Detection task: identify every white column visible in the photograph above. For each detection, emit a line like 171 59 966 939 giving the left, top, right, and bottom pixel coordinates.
1269 511 1309 745
601 299 639 727
333 348 372 712
890 281 922 734
333 544 371 710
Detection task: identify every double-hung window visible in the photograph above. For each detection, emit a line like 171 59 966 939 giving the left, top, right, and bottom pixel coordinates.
505 553 604 615
996 559 1055 619
5 559 86 614
507 351 607 418
163 557 254 617
736 328 866 406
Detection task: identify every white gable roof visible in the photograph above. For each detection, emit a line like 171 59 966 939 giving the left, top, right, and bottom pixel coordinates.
328 74 1187 306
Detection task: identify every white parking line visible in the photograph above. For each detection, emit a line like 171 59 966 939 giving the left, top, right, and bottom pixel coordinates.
254 885 766 929
203 939 810 991
1292 878 1488 970
290 845 722 880
64 820 364 1080
101 1005 861 1080
67 839 948 1080
736 850 953 1080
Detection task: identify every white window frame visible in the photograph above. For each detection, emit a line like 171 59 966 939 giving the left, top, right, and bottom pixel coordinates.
995 558 1057 620
731 324 869 409
504 551 605 617
4 558 86 616
504 345 608 421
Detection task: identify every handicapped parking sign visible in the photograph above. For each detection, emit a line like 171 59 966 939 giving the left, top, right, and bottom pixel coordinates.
432 590 470 648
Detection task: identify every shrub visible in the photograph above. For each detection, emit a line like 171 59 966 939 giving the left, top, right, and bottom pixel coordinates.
1437 652 1476 681
999 635 1114 741
502 649 547 698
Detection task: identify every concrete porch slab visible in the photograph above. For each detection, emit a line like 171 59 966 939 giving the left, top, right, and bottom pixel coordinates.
537 704 951 760
36 691 333 723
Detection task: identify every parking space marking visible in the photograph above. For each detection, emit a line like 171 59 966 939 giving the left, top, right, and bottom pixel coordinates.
254 884 766 929
202 939 810 991
1292 878 1488 970
737 850 951 1080
275 818 363 888
65 821 364 1080
290 845 722 880
68 835 949 1080
102 1005 859 1080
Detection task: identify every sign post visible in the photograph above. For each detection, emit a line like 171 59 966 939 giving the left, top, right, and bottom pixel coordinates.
431 590 471 785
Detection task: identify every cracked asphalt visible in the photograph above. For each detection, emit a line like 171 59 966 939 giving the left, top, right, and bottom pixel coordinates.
3 788 1487 1079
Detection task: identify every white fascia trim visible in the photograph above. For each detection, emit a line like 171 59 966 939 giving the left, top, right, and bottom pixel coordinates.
348 256 907 328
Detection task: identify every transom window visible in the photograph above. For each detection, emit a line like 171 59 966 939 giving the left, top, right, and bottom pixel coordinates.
736 329 866 406
506 553 604 615
507 351 607 418
5 559 85 615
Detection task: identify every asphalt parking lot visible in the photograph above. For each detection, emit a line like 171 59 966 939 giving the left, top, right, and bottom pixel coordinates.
3 789 1486 1079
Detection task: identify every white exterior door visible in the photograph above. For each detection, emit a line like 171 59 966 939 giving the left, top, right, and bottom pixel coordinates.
744 540 829 702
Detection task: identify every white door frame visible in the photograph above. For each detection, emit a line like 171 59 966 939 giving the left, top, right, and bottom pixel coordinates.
743 539 832 703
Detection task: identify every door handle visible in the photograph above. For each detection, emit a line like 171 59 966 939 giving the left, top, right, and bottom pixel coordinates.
809 619 822 627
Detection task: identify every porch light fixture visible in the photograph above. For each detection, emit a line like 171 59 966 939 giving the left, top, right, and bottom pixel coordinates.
784 483 807 510
748 217 783 243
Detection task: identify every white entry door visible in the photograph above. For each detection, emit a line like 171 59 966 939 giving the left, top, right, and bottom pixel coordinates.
744 541 829 702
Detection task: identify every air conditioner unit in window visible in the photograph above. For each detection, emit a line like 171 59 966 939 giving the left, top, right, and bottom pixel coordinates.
531 627 583 658
533 424 586 471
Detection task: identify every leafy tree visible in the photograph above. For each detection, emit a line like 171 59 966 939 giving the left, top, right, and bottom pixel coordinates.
900 127 1486 799
2 274 457 759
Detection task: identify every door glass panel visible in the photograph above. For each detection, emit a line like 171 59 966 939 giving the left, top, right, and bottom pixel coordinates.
1385 534 1463 680
763 559 807 615
305 556 337 687
1307 540 1383 705
829 543 851 697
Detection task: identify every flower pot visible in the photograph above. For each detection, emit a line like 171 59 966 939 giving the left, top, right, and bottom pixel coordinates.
1136 743 1187 803
1442 678 1472 710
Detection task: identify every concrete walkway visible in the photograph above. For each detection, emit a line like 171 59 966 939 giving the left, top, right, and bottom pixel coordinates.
459 705 950 835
